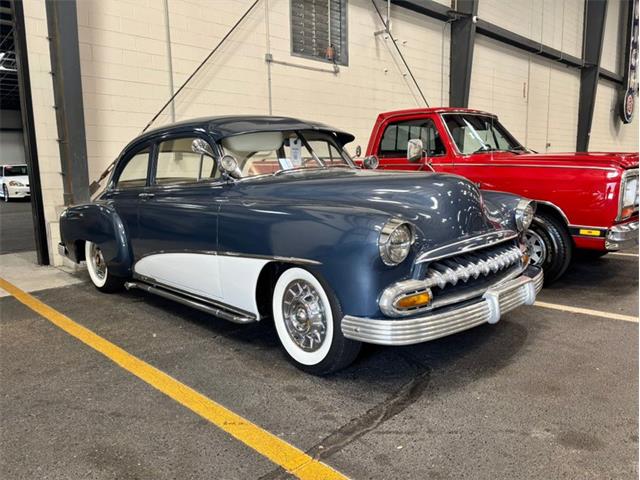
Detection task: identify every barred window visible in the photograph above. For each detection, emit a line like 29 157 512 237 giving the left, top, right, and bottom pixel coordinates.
290 0 348 66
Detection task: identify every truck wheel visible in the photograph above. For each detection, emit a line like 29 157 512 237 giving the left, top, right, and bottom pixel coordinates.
85 241 125 293
3 185 9 202
526 213 572 284
272 267 361 375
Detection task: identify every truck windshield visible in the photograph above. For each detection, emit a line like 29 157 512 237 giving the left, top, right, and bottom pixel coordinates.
442 114 524 155
220 130 353 178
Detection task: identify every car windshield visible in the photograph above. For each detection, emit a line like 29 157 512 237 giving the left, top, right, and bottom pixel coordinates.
3 165 28 176
442 114 524 154
220 130 352 178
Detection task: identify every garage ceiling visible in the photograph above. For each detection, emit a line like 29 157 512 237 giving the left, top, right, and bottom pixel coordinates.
0 0 19 111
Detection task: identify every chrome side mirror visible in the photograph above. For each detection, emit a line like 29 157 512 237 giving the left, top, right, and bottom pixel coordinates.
220 154 242 179
362 155 379 170
191 138 214 157
407 138 424 163
355 145 362 157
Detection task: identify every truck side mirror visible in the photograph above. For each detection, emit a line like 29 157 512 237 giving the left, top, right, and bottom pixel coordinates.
407 139 424 163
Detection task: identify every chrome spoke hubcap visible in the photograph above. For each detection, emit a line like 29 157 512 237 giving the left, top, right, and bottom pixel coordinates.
90 243 107 280
525 230 547 266
282 280 327 352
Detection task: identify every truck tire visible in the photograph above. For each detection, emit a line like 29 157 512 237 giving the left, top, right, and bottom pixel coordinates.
526 213 572 284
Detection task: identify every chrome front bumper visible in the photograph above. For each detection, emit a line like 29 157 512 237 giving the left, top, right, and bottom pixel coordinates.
606 221 638 251
341 267 543 346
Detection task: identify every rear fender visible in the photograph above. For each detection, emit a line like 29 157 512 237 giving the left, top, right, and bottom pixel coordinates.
59 203 132 277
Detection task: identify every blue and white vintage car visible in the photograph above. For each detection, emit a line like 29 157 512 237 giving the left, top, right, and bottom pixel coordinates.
59 116 542 374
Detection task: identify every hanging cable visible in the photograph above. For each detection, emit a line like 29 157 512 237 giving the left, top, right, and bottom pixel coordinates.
371 0 430 107
142 0 263 132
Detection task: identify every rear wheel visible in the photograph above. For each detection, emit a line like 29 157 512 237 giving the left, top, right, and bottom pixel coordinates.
525 213 573 284
85 241 125 293
272 267 361 375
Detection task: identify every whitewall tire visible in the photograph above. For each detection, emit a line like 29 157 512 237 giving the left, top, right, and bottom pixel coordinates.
272 267 361 375
85 241 124 293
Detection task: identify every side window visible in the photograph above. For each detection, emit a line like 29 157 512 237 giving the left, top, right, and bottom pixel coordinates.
379 119 446 158
155 137 217 185
115 147 150 189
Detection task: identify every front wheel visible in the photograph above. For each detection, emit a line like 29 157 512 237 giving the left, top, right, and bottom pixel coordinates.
272 267 361 375
2 185 9 202
525 213 573 284
85 241 125 293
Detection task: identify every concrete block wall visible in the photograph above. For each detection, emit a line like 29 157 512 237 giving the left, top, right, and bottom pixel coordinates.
21 0 66 266
20 0 639 265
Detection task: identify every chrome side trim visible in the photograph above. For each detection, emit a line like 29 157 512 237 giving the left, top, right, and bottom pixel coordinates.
137 249 321 266
342 268 542 346
125 280 257 324
452 163 617 171
415 230 518 264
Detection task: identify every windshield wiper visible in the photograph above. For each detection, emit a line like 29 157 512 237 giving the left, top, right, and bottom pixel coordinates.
473 146 498 154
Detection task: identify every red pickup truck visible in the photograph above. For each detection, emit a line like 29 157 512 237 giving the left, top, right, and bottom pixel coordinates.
364 108 639 283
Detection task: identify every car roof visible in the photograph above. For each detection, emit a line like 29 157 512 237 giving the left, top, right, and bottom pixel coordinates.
135 115 356 147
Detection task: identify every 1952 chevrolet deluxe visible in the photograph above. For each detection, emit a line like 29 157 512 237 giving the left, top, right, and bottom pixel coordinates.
59 116 542 374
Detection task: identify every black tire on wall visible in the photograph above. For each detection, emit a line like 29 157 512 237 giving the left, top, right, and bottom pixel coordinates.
528 213 573 284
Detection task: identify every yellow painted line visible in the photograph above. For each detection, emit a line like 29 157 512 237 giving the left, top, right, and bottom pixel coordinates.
534 300 639 323
0 277 348 480
610 252 639 258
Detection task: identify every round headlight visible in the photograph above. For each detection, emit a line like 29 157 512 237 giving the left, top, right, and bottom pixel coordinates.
515 200 535 231
379 219 414 266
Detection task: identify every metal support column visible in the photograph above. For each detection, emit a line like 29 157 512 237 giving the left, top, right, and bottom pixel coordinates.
45 0 90 204
449 0 478 108
12 0 50 265
576 0 608 152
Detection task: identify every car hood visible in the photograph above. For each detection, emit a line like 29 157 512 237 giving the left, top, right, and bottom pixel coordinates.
4 175 29 184
488 151 639 170
234 169 503 246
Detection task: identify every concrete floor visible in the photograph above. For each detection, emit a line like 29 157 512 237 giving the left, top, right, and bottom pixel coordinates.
0 200 36 254
0 252 637 479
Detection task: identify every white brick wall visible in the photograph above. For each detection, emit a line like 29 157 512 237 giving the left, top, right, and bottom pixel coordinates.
22 0 66 266
21 0 639 265
590 81 639 151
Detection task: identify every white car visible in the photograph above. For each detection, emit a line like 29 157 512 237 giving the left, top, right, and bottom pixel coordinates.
0 164 30 201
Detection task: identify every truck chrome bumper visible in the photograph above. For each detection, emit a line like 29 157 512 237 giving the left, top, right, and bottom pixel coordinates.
606 221 638 251
341 267 543 346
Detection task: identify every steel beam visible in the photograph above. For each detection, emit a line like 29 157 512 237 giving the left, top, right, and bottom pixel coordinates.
390 0 623 86
449 0 478 107
577 0 608 151
12 0 50 265
45 0 90 204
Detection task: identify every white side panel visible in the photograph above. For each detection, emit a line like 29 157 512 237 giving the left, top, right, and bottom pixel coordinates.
601 0 624 74
590 82 640 152
134 253 223 300
218 256 270 316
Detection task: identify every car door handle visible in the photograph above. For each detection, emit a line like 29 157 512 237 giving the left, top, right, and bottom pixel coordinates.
138 193 155 199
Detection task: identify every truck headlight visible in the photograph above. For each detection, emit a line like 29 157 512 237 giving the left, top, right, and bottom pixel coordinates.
515 199 535 231
9 181 24 187
379 219 414 266
619 170 639 220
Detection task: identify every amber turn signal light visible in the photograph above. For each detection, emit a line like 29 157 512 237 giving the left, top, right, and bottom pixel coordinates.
396 291 432 309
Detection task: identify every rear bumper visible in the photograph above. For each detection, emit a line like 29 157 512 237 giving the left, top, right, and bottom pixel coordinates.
605 221 638 251
341 266 543 346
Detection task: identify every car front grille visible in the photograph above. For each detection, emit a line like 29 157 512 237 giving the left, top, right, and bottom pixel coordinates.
424 241 524 309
